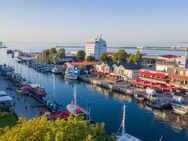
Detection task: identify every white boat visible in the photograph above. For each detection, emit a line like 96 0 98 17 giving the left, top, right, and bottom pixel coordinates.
172 105 187 115
51 66 61 74
117 103 141 141
66 86 89 117
0 42 6 48
64 68 78 80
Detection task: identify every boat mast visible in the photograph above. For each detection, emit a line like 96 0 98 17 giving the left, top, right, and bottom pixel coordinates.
122 103 126 136
117 103 126 136
72 86 77 108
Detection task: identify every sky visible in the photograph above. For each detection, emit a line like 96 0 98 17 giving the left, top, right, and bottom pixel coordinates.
0 0 188 46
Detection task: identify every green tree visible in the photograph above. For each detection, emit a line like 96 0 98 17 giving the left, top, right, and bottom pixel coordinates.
112 49 128 62
50 48 57 54
0 116 115 141
99 53 111 62
76 50 86 61
85 55 95 61
128 54 135 63
57 48 66 58
134 50 142 63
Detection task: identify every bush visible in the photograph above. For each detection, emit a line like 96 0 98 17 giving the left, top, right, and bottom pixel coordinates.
0 112 8 118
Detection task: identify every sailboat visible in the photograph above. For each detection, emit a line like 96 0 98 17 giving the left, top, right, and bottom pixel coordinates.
117 103 141 141
66 86 89 118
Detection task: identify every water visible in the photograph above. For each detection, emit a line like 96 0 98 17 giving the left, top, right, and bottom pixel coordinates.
1 46 188 141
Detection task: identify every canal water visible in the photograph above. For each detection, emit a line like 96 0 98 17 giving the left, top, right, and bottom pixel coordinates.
1 46 188 141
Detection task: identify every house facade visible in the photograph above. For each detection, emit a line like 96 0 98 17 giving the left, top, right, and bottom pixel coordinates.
95 62 114 74
114 63 140 81
168 67 188 89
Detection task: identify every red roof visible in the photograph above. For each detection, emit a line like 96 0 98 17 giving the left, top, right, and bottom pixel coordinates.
72 61 96 66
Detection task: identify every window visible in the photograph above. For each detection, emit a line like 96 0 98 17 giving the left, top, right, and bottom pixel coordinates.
180 70 184 76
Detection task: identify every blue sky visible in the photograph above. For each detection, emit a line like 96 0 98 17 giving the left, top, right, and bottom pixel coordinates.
0 0 188 46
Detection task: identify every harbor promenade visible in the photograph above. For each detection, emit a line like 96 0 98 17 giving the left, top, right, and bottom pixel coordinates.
0 76 42 119
79 75 188 106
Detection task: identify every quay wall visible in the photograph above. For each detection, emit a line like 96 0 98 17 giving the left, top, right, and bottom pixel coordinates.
79 76 135 95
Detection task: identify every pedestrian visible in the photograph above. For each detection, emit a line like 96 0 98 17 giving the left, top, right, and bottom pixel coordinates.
13 102 16 107
25 106 27 110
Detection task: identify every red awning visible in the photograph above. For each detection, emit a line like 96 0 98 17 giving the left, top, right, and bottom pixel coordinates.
154 73 168 79
95 71 104 75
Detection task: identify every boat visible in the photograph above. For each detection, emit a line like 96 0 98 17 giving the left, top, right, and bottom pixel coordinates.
51 66 61 74
7 49 13 54
172 105 187 115
66 86 91 121
145 88 159 101
0 41 7 48
116 103 141 141
64 67 79 80
28 84 47 97
146 100 170 110
133 93 145 102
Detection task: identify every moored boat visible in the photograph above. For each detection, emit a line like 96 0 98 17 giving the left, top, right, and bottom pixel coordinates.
172 105 187 115
116 103 141 141
64 67 78 80
146 100 170 110
51 66 61 74
66 86 92 121
133 93 145 102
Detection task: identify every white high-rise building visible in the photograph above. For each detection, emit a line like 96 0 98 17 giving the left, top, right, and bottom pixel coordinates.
85 35 107 60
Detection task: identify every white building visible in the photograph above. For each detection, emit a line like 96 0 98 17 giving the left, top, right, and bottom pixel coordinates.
85 35 107 60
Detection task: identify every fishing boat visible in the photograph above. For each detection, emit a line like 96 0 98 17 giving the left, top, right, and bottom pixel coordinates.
66 86 91 121
51 66 61 74
64 67 78 80
172 105 187 115
133 93 145 102
117 103 141 141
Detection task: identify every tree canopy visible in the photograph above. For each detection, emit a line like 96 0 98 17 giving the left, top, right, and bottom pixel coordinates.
57 48 66 58
0 116 115 141
85 55 95 61
50 48 57 54
76 50 86 61
112 50 128 62
99 53 112 62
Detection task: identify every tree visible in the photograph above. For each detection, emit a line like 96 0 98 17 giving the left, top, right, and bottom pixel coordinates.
0 116 115 141
85 55 95 61
128 54 135 63
99 53 111 62
76 50 86 61
57 48 66 58
50 48 57 54
112 50 128 62
134 50 142 63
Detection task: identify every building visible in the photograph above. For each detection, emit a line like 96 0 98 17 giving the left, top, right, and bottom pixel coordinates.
113 62 141 81
95 62 114 74
155 55 177 72
85 35 107 60
168 67 188 89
